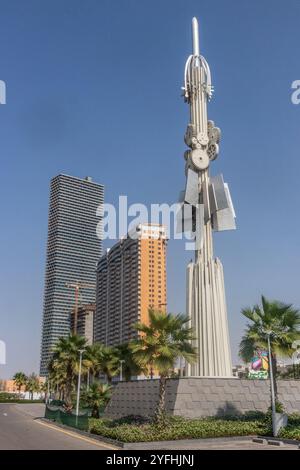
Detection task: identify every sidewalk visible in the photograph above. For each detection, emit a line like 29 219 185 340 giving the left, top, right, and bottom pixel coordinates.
124 436 299 450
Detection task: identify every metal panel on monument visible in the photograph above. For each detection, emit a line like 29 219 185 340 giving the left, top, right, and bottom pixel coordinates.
185 168 199 206
210 174 229 211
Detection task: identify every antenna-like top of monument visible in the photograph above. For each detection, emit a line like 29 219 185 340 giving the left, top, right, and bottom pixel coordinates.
192 17 200 56
183 17 213 101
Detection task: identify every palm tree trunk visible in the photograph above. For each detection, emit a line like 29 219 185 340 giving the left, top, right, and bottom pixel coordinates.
106 374 112 385
92 406 99 419
154 375 167 424
65 364 73 407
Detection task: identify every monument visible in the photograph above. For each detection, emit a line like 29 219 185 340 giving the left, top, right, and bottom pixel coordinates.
104 19 300 420
180 18 236 376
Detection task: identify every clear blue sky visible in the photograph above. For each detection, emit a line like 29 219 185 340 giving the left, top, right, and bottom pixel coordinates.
1 0 300 378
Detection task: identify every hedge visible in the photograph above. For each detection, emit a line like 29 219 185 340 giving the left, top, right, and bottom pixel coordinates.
0 400 44 403
89 415 270 443
279 413 300 441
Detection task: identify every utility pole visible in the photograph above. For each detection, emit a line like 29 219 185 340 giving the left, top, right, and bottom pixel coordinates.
66 281 95 334
266 332 277 436
76 349 85 425
47 379 50 404
120 360 125 382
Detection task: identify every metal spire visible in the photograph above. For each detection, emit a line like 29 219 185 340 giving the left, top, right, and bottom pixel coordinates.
192 17 200 56
179 18 236 377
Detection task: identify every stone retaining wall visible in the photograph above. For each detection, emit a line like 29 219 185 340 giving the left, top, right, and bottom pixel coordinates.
105 378 300 419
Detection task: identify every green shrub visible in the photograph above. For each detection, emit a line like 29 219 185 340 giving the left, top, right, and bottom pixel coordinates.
278 412 300 441
0 392 19 401
266 401 284 414
50 399 65 407
89 415 269 443
0 391 44 403
0 399 44 403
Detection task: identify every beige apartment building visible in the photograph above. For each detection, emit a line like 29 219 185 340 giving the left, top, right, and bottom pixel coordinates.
94 224 167 346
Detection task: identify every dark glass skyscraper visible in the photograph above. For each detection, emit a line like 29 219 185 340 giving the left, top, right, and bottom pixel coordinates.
40 174 104 376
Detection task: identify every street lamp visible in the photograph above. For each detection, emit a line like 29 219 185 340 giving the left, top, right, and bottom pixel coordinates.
265 330 277 436
120 360 125 382
47 379 50 404
87 369 90 390
76 349 85 424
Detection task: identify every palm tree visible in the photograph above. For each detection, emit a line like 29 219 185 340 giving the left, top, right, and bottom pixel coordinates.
13 372 27 395
81 382 112 418
100 346 119 384
39 380 48 402
131 309 197 423
239 295 300 397
84 343 105 384
114 343 147 381
48 357 68 401
25 373 40 400
50 334 87 406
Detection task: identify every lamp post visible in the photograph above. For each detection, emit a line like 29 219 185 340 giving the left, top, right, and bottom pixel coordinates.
292 340 300 379
76 349 85 424
120 360 125 382
47 379 50 404
266 331 277 436
87 369 90 390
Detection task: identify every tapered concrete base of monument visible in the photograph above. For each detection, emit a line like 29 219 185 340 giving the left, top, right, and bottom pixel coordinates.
186 257 232 377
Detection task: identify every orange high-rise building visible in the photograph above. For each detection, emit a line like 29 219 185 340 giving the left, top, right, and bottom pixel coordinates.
94 224 167 346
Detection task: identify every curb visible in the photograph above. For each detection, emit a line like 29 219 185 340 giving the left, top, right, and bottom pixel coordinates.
41 419 300 450
39 418 124 448
257 435 300 447
38 421 261 449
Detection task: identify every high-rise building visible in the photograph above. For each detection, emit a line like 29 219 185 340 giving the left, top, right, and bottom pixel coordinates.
94 224 167 347
40 174 104 376
70 303 95 345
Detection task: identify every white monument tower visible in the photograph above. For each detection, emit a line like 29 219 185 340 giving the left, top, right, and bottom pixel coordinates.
181 18 236 376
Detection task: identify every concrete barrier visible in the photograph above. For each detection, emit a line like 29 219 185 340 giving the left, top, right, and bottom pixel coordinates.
105 378 300 419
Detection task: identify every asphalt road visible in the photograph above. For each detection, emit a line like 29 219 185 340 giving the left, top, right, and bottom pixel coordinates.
0 403 298 451
0 403 118 450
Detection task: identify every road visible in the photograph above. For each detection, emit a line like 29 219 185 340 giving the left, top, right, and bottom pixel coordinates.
0 403 118 450
0 403 298 450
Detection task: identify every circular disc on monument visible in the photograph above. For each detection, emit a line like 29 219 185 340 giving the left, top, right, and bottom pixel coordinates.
197 132 209 146
191 148 209 170
207 143 219 161
209 127 221 144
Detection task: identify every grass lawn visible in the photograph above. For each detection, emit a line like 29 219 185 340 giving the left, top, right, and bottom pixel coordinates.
89 414 271 443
